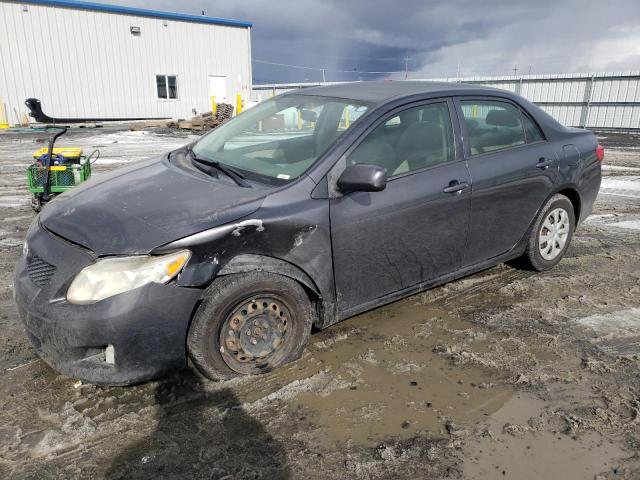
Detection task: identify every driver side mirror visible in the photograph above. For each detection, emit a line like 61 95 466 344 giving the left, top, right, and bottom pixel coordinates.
337 164 387 193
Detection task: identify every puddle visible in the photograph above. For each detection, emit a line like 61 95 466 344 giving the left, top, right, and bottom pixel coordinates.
463 393 627 479
283 299 514 448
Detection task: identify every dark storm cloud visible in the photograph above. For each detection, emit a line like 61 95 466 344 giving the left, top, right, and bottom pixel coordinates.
103 0 640 82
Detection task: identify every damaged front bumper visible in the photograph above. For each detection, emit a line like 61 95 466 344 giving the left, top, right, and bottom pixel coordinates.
14 223 201 385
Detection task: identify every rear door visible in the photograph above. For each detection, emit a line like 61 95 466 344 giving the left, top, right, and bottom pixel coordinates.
455 97 557 265
329 99 471 316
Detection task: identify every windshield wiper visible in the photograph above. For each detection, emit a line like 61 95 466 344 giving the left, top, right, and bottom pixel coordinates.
186 145 251 188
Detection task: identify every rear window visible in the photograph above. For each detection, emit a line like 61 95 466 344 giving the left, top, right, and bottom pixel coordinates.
461 100 526 155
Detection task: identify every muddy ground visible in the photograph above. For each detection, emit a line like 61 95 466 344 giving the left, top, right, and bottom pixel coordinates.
0 127 638 479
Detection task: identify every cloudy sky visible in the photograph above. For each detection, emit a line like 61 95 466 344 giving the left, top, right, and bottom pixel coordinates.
103 0 640 83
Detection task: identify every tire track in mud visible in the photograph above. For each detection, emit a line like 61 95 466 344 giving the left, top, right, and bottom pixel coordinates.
411 265 533 315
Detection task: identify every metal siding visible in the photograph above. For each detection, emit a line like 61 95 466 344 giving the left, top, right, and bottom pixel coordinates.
0 1 251 123
254 71 640 130
20 0 252 27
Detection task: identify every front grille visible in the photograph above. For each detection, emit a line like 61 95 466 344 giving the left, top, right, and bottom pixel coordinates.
26 255 57 287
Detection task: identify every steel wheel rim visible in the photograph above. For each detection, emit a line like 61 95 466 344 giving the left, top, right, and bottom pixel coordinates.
219 296 290 374
538 207 570 261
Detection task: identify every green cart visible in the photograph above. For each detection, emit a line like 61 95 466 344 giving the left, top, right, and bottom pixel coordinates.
26 127 98 212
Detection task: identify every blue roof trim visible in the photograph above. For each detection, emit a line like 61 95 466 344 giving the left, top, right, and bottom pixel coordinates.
19 0 252 28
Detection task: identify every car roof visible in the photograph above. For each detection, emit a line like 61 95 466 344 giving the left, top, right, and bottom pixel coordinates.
287 81 506 105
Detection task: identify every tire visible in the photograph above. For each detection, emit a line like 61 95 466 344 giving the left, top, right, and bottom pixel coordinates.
187 271 314 381
518 193 575 271
30 195 42 213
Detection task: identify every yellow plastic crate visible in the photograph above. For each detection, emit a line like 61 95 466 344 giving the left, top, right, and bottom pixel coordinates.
32 147 83 160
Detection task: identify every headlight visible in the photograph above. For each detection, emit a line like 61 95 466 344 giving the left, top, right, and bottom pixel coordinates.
66 250 191 305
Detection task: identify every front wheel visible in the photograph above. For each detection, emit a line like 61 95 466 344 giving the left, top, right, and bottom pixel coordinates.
187 271 314 381
30 194 43 213
518 193 575 271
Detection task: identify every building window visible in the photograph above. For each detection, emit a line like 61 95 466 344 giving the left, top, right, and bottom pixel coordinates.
156 75 177 99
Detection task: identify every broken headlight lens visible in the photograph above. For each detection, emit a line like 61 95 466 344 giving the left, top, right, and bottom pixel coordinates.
66 250 191 305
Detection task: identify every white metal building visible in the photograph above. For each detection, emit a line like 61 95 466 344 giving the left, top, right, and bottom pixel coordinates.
0 0 252 125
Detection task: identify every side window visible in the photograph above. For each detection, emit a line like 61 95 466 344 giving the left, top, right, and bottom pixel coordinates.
460 100 525 155
521 112 545 143
167 76 178 99
156 75 167 99
347 102 455 177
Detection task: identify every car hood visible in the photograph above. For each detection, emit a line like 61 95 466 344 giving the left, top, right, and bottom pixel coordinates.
39 154 267 255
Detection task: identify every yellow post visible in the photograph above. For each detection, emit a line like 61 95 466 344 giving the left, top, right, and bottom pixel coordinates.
210 95 217 114
0 102 9 129
297 110 302 130
236 94 243 115
345 107 350 129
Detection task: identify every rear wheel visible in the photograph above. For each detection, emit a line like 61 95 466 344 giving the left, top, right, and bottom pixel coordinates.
518 193 575 271
187 271 313 381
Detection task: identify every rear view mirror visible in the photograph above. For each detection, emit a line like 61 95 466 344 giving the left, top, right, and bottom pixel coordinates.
300 109 318 122
337 164 387 193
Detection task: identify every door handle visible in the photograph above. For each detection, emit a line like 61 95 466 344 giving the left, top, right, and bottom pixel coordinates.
536 157 554 169
443 180 469 194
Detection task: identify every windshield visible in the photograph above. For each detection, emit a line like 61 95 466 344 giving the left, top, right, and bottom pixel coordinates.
192 94 369 183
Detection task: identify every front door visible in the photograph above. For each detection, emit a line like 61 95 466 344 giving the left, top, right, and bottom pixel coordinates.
208 75 227 105
329 100 471 316
456 98 557 265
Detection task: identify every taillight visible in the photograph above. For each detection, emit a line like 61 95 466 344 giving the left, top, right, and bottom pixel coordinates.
596 145 604 162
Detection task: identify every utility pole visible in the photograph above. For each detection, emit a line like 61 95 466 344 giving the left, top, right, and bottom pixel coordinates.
528 65 532 75
512 65 519 76
404 56 410 79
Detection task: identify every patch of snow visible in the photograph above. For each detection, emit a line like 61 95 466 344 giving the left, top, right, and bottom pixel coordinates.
0 196 29 208
602 165 640 172
600 176 640 199
582 214 619 224
610 220 640 231
575 308 640 338
242 371 333 411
